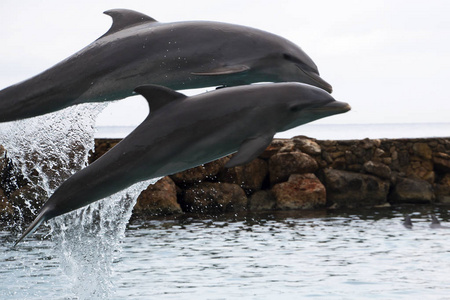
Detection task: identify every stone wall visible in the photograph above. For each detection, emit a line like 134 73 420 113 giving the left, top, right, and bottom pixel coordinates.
1 136 449 222
108 136 450 216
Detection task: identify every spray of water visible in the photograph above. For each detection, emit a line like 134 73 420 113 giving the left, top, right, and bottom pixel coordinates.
0 102 152 299
50 179 156 299
0 103 105 230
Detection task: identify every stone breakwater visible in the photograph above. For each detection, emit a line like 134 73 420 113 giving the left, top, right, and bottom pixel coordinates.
94 136 450 216
1 136 449 223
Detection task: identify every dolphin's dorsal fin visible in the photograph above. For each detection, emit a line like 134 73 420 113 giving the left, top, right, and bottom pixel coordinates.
431 214 441 225
403 214 413 229
225 133 275 168
101 9 157 38
134 84 187 113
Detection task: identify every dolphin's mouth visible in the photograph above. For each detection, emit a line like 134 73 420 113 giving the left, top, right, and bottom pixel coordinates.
305 101 351 116
297 66 333 93
326 101 351 111
313 101 351 114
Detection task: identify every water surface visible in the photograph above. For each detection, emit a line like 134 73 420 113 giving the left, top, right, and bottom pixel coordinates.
2 207 450 299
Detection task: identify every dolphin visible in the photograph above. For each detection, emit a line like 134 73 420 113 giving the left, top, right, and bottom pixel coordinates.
430 214 450 229
14 82 349 244
0 8 332 123
403 214 413 229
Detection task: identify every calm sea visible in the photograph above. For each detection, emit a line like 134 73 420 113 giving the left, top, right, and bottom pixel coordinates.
2 208 450 299
95 123 450 140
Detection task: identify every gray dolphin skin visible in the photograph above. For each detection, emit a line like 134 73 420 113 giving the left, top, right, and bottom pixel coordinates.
403 214 413 229
15 82 349 244
0 8 332 123
430 214 450 229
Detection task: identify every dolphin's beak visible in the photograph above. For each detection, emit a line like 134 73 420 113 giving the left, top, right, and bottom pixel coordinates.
306 101 351 116
321 101 351 113
307 71 333 94
298 67 333 93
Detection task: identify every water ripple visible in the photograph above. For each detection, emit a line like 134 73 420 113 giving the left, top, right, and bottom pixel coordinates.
2 208 450 299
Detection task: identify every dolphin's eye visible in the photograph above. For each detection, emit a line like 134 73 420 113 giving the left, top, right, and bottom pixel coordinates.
283 53 315 73
289 103 311 112
283 54 299 63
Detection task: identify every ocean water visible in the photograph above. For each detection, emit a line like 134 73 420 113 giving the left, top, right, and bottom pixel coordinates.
0 103 153 300
95 122 450 140
1 121 448 300
2 208 450 299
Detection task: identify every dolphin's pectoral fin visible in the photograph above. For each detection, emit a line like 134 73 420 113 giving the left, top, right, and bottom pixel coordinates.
101 9 158 38
191 65 250 76
134 84 187 113
225 134 275 168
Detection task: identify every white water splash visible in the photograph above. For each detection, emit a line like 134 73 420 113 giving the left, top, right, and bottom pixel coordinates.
50 179 156 299
0 103 105 229
0 102 151 299
54 169 156 299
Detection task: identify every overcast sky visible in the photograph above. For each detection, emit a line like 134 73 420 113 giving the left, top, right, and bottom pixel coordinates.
1 0 449 126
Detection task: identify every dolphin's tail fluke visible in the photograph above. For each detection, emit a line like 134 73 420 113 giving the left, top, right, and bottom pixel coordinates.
14 207 50 247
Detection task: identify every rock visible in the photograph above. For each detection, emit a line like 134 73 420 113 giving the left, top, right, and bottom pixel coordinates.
218 158 268 192
363 161 392 179
439 173 450 186
347 164 363 172
349 144 372 163
345 151 359 165
404 156 435 183
0 155 27 196
397 150 410 167
433 152 450 173
8 184 47 208
322 151 333 164
330 151 345 159
269 152 318 185
321 140 337 147
170 157 229 186
182 182 247 213
391 150 398 161
382 157 392 165
0 145 6 168
293 136 321 156
259 139 290 159
362 138 380 149
8 184 47 222
435 184 450 204
413 143 432 160
248 190 276 211
90 139 121 163
331 157 347 170
321 169 390 208
134 176 182 216
0 189 14 218
390 177 435 204
272 174 326 210
374 148 385 157
279 140 296 153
